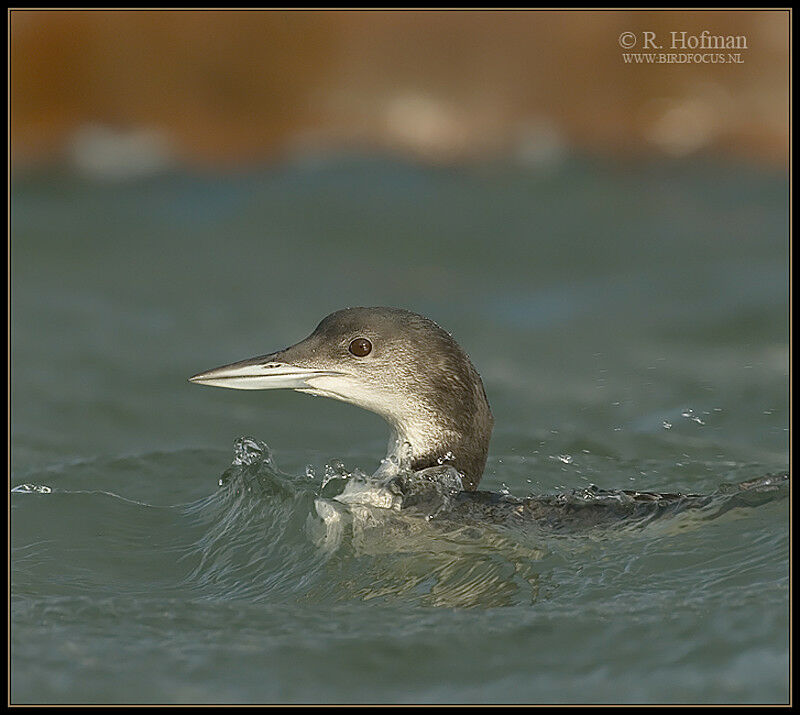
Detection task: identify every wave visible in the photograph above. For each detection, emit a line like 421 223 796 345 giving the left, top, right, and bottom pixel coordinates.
11 437 788 609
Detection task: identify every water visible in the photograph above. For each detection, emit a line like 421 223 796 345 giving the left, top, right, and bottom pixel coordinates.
10 156 789 703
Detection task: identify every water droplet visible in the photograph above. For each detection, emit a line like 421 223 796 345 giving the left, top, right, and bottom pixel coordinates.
321 459 350 489
436 451 455 465
680 409 705 425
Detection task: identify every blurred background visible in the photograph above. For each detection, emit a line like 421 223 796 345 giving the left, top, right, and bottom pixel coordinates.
10 7 790 476
10 7 790 479
11 10 788 174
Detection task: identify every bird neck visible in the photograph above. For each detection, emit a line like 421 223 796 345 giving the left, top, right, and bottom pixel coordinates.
384 403 492 491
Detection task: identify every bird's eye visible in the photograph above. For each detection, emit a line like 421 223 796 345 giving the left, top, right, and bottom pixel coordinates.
348 338 372 357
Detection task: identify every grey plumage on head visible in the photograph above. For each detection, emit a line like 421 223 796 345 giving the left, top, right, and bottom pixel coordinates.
303 307 494 489
190 306 494 490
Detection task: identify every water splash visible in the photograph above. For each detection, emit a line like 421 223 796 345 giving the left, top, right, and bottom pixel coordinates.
11 484 52 494
334 471 403 511
392 465 465 519
231 436 275 467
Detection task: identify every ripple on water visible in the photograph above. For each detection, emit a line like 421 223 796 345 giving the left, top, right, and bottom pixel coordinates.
9 434 789 704
10 436 789 612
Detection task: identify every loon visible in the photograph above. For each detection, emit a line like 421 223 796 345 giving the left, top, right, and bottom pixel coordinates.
190 307 492 490
189 307 787 523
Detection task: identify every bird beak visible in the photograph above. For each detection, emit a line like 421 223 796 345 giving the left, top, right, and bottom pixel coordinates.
188 354 342 391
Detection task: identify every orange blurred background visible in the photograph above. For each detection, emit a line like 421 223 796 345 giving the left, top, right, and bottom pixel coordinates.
10 10 789 171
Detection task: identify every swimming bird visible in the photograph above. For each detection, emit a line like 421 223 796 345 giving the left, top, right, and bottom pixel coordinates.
189 307 493 490
190 306 787 524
